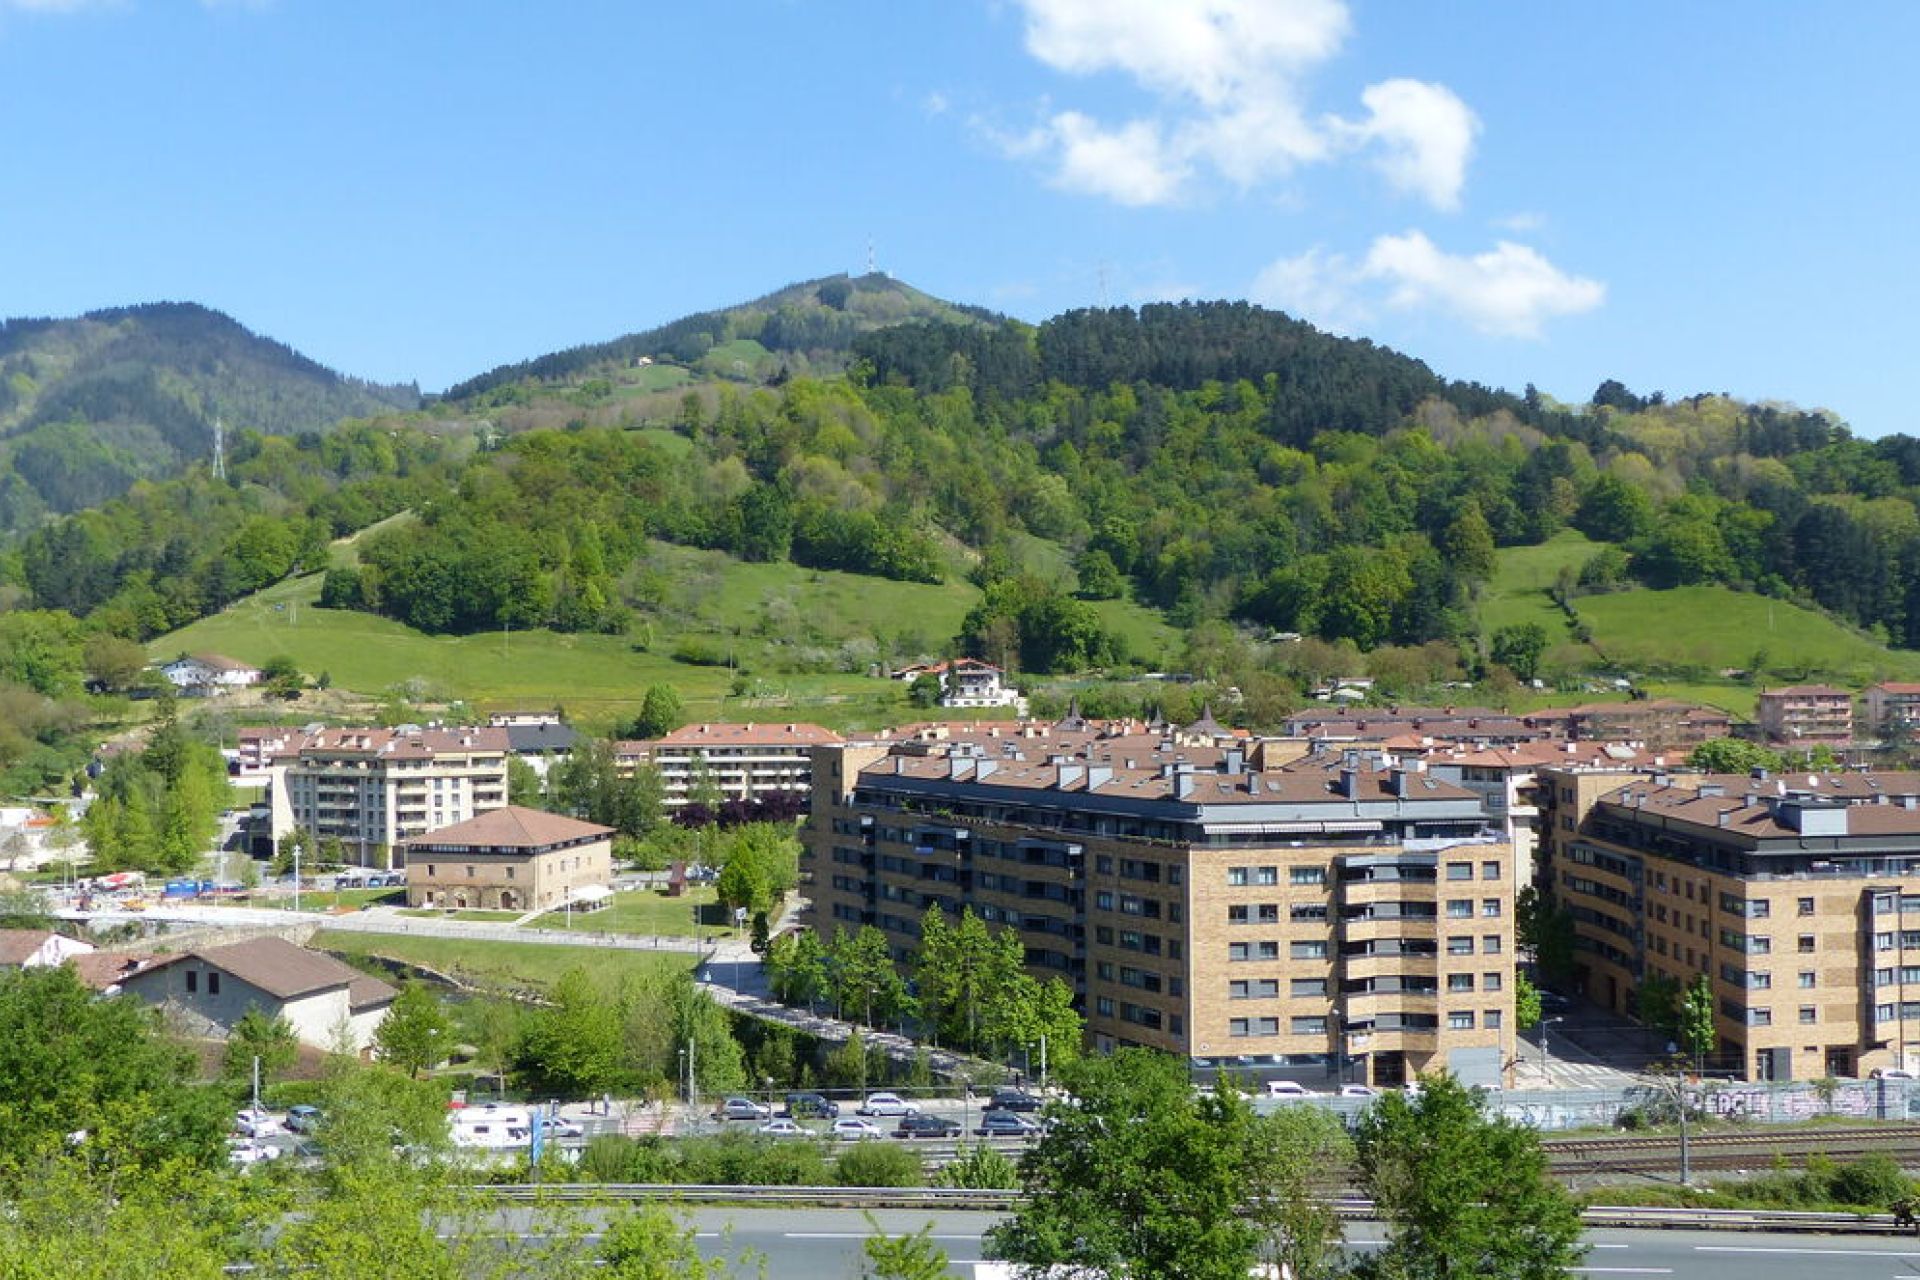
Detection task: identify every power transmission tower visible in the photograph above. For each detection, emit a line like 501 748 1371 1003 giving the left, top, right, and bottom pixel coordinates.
211 417 227 481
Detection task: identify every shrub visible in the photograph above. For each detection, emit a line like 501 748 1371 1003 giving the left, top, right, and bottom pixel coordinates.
835 1140 924 1187
1828 1154 1910 1208
935 1143 1019 1189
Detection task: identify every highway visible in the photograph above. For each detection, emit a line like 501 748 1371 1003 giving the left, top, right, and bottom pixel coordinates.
485 1206 1920 1278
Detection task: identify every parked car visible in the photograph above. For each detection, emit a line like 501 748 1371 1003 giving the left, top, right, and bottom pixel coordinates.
756 1118 813 1138
975 1111 1044 1138
987 1089 1044 1113
1872 1067 1917 1080
285 1105 323 1134
893 1113 962 1140
856 1092 919 1117
227 1138 282 1166
233 1108 283 1138
534 1115 585 1139
714 1096 773 1121
1337 1084 1380 1098
781 1092 840 1120
829 1117 886 1141
1264 1081 1317 1098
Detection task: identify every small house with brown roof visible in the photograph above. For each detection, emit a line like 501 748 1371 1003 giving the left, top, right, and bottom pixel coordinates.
0 928 94 970
117 936 395 1051
399 805 613 914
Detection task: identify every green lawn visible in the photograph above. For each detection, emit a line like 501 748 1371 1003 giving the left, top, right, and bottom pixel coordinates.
553 886 752 938
1578 585 1920 682
311 930 695 995
1479 530 1597 640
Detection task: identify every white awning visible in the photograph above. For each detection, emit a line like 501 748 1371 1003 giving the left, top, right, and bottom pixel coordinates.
565 884 613 904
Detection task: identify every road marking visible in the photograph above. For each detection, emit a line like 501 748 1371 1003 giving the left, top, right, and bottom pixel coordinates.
1697 1246 1920 1256
1569 1270 1672 1276
783 1232 980 1241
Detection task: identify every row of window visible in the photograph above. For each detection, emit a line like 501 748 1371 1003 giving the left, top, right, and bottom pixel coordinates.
1228 935 1503 962
1226 865 1326 886
1229 1009 1502 1037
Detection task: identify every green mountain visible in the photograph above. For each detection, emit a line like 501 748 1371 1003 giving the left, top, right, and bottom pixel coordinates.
443 272 1001 401
0 302 419 527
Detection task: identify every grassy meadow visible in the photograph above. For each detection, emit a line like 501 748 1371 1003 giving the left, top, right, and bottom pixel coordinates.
312 929 695 996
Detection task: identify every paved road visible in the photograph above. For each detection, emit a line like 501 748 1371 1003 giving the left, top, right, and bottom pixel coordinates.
492 1206 1920 1278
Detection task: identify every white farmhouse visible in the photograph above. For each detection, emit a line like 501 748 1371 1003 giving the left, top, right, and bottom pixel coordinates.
117 936 395 1052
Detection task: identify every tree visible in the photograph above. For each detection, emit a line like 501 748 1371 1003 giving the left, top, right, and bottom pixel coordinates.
827 926 911 1029
765 929 828 1012
599 1202 762 1279
1513 972 1543 1032
0 889 53 931
373 981 454 1079
1441 502 1497 583
1689 737 1783 774
81 633 149 693
862 1215 950 1280
1679 973 1716 1072
906 672 943 709
1636 972 1680 1034
1355 1072 1585 1280
1248 1104 1352 1280
260 654 302 699
507 755 544 808
515 967 625 1097
1074 548 1125 600
630 684 686 740
223 1007 298 1084
1516 886 1575 984
988 1050 1279 1280
1489 622 1549 682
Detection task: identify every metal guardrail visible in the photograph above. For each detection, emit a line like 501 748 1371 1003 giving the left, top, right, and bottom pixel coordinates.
473 1185 1920 1235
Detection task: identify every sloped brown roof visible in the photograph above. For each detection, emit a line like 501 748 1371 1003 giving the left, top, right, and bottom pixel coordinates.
69 950 177 991
398 804 613 850
140 936 395 1004
0 930 59 965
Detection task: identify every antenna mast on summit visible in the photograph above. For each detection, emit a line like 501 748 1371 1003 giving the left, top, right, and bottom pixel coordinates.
212 417 227 481
866 237 876 276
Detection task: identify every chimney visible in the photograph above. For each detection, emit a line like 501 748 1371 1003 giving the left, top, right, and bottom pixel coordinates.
1339 767 1359 799
1055 764 1086 790
1224 748 1245 774
1086 765 1113 790
974 760 999 781
1175 772 1197 800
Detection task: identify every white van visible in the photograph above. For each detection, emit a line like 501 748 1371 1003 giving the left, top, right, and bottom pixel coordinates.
450 1104 533 1150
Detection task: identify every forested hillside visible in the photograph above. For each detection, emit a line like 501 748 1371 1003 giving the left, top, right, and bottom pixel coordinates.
0 302 419 529
9 284 1920 793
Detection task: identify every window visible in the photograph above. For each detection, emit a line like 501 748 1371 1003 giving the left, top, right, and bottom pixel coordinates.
1096 997 1115 1017
1447 899 1473 918
1446 862 1473 881
1291 978 1328 997
1231 1017 1280 1037
1290 904 1328 922
1482 860 1502 880
1228 866 1249 886
427 864 436 876
1750 1008 1773 1027
1798 897 1815 917
1290 1016 1328 1035
505 867 515 880
186 970 198 994
1228 905 1249 925
1799 934 1817 954
1291 940 1329 960
466 865 476 878
1798 972 1817 989
1484 1009 1503 1029
1257 903 1280 924
1229 979 1279 1000
1229 940 1281 962
1448 1011 1476 1030
1799 1006 1818 1024
1097 892 1116 911
1482 899 1502 918
1483 935 1503 954
1291 866 1326 886
208 972 221 996
1750 972 1771 990
1254 866 1278 886
1447 936 1474 955
1482 971 1503 991
1447 974 1474 992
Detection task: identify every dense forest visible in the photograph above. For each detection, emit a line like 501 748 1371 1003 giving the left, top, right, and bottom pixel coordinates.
0 302 418 529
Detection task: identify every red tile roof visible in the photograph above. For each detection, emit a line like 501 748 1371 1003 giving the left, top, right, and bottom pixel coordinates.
398 804 613 850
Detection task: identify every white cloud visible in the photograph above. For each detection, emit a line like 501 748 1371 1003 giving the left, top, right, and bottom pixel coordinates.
1362 231 1605 338
1042 111 1190 206
1331 78 1478 211
1249 247 1371 334
1000 0 1476 210
923 91 950 116
1020 0 1349 108
1492 211 1546 233
1253 232 1604 339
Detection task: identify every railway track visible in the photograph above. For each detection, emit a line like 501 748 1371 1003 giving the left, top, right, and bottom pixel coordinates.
1544 1124 1920 1175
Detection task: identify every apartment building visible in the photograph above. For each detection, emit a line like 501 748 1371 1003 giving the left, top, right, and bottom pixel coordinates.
1539 765 1920 1080
1563 700 1735 753
1756 685 1855 748
270 727 511 867
615 722 842 813
805 726 1515 1089
1865 684 1920 740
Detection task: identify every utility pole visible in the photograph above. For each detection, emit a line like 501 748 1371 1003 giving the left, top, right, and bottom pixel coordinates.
292 840 301 914
1039 1035 1048 1093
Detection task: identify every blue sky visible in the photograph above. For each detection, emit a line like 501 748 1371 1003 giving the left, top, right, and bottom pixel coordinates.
1 2 1913 437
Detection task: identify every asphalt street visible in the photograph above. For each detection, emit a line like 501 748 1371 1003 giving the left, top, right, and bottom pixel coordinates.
481 1206 1920 1278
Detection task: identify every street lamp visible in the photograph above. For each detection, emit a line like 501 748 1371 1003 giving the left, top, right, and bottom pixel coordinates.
1540 1016 1565 1087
